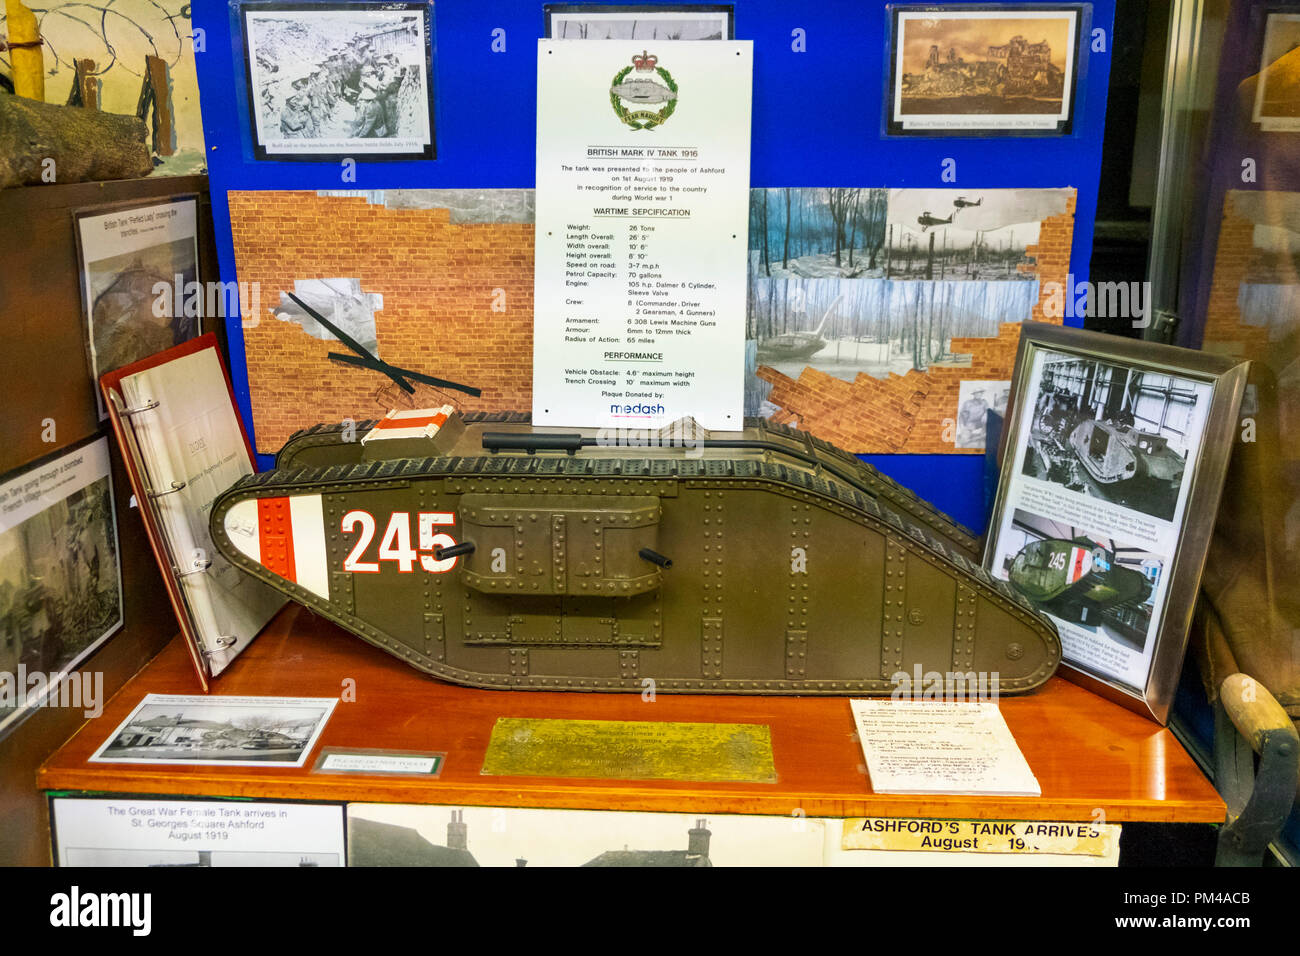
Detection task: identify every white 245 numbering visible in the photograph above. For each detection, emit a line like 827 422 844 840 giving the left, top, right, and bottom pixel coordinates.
341 510 458 574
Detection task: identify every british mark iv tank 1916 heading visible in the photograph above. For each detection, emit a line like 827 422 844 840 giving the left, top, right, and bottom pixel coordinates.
210 408 1061 695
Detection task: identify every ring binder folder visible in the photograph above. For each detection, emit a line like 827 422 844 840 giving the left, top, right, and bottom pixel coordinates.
118 398 161 417
175 556 213 578
100 334 286 692
148 480 188 498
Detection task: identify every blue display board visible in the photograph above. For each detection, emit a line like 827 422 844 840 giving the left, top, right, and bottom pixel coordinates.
192 0 1114 532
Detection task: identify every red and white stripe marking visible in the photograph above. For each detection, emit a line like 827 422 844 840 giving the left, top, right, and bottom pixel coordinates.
1067 546 1093 584
223 495 329 599
361 405 455 444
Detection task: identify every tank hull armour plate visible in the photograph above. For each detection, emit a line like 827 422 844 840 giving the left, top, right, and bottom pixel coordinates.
211 413 1062 695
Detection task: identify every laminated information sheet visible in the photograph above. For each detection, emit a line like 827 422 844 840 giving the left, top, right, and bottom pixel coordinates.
533 39 752 430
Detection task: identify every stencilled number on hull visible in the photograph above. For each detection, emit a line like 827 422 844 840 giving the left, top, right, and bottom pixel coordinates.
341 510 460 573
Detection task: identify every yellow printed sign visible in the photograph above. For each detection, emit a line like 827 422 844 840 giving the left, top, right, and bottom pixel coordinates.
841 818 1121 857
481 717 777 783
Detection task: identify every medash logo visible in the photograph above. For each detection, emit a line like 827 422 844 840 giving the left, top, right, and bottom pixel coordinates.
49 886 151 937
609 402 666 417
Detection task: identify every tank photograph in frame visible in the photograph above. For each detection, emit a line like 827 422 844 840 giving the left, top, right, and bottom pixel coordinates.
984 324 1248 722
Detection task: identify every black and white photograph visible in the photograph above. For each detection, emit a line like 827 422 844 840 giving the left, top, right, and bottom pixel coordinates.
0 437 123 737
1252 12 1300 131
955 378 1011 449
241 2 436 160
545 4 733 40
888 6 1082 134
1019 352 1209 521
75 195 201 419
90 694 337 767
348 804 825 866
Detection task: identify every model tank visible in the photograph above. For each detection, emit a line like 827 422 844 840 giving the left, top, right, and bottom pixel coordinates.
210 408 1061 695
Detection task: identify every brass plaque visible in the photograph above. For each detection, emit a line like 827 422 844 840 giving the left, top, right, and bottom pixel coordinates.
481 717 777 783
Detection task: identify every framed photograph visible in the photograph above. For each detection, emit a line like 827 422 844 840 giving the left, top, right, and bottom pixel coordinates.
544 4 733 40
983 324 1248 723
886 4 1083 135
1251 10 1300 131
0 436 124 738
240 1 436 161
74 195 201 420
90 693 338 767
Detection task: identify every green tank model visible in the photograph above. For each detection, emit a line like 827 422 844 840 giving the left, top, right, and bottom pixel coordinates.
210 408 1061 695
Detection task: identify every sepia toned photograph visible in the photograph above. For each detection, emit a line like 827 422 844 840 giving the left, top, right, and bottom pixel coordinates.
90 694 337 767
0 438 124 736
1252 12 1300 130
241 2 435 160
889 6 1081 133
545 4 733 40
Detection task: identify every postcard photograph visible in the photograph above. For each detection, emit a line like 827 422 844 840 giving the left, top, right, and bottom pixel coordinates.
90 694 337 767
891 7 1080 133
243 2 435 159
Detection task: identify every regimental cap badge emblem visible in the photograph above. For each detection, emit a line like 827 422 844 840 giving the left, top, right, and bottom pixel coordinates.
610 50 678 130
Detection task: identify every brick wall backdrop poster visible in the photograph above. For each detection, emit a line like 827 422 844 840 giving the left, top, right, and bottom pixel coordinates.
228 187 1073 455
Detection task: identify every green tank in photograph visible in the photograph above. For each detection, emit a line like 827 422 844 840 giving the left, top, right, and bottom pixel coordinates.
210 409 1062 695
1007 537 1153 626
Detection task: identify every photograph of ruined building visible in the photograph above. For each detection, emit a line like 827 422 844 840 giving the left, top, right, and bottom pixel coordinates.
230 186 1073 456
892 10 1077 129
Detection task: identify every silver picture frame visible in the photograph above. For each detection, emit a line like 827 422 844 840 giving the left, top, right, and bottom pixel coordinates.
983 323 1248 723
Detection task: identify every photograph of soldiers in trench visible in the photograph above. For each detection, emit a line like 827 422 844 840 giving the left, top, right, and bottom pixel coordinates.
247 9 431 149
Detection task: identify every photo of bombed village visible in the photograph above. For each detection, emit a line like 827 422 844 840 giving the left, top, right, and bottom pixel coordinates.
893 11 1077 128
746 187 1073 436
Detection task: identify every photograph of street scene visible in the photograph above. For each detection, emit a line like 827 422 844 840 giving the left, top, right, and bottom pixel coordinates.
92 695 336 766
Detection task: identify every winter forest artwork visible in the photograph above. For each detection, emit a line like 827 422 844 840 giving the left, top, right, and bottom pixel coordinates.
746 187 1074 440
241 2 435 160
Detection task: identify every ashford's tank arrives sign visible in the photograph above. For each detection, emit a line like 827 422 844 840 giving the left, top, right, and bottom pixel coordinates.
211 408 1061 695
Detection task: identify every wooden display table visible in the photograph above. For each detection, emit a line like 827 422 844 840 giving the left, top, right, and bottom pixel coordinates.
40 606 1225 823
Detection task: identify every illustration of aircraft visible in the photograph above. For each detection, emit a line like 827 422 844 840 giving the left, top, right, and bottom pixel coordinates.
952 196 983 209
916 211 954 232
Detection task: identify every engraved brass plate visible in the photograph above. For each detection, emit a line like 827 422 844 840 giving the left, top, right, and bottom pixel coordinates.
480 717 777 783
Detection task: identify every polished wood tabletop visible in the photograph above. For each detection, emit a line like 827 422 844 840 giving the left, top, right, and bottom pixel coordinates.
40 606 1225 822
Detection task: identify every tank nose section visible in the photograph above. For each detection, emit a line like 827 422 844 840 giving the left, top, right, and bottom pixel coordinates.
221 495 331 600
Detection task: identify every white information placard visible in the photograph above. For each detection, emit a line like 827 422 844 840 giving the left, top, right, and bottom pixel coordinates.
52 797 344 867
533 39 753 430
